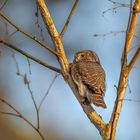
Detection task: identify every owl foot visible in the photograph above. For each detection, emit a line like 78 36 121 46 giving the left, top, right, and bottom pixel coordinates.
81 98 90 105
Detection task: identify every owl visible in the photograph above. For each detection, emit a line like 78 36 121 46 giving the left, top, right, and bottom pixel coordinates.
71 50 107 108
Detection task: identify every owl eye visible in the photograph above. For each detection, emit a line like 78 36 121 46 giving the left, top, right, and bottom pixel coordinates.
81 54 85 57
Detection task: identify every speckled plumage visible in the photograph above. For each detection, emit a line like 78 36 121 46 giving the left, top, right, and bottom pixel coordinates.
71 50 107 108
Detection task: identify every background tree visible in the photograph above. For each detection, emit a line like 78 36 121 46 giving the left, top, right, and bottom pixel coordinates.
0 0 140 140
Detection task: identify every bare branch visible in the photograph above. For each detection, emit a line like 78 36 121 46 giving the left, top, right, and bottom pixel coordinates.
12 52 20 75
35 5 45 42
36 0 108 139
0 98 46 140
12 54 39 128
128 47 140 73
8 30 18 38
102 0 130 16
119 98 140 103
26 57 32 74
67 80 108 139
25 74 40 129
60 0 79 38
0 111 20 117
93 30 126 37
93 30 140 41
36 0 69 76
38 73 59 110
0 40 61 73
0 0 8 10
108 0 140 139
0 11 59 56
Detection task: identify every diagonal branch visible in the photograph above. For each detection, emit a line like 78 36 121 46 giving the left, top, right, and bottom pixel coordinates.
36 0 69 76
38 73 58 110
67 79 108 138
128 47 140 73
121 0 138 65
0 98 46 140
0 0 8 10
0 40 61 73
102 0 130 16
12 53 40 128
0 11 59 56
60 0 79 38
36 0 108 139
108 1 140 140
0 111 20 117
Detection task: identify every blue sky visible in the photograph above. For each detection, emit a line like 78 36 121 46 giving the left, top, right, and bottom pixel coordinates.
0 0 140 140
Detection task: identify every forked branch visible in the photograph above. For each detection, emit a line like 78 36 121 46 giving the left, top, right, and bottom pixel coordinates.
0 98 45 140
60 0 79 38
0 11 59 56
36 0 140 140
108 0 140 140
0 40 61 73
128 47 140 73
1 0 140 140
36 0 108 138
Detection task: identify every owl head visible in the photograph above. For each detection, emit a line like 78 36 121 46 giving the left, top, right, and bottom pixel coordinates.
73 50 100 63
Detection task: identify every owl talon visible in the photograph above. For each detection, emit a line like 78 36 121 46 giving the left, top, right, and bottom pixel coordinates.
81 98 89 105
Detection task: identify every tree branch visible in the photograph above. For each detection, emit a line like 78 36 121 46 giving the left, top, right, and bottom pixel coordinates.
0 11 59 56
128 47 140 73
38 73 58 110
60 0 79 38
36 0 108 139
0 40 61 73
121 0 138 65
108 1 140 139
36 0 69 77
0 98 46 140
0 0 8 10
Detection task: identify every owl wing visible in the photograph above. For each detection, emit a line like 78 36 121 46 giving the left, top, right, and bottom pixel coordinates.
71 61 106 108
77 62 106 95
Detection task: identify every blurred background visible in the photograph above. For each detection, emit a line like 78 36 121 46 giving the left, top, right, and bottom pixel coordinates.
0 0 140 140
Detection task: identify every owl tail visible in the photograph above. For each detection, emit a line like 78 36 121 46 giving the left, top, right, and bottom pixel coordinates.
87 93 107 108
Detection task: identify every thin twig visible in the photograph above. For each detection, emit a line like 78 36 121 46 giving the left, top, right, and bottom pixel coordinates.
0 98 45 140
60 0 79 38
0 111 20 117
38 73 59 110
108 0 128 5
35 5 45 42
119 98 140 102
28 84 40 128
0 11 59 56
0 0 8 10
12 53 20 75
102 0 130 16
8 30 18 38
93 30 126 37
127 79 132 93
93 30 140 41
26 80 40 129
26 57 32 74
128 47 140 73
12 54 40 128
0 40 61 73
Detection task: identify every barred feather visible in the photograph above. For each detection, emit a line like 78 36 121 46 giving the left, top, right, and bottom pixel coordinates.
71 50 107 108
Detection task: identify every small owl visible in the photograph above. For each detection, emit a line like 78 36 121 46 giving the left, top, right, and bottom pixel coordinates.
71 50 107 108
